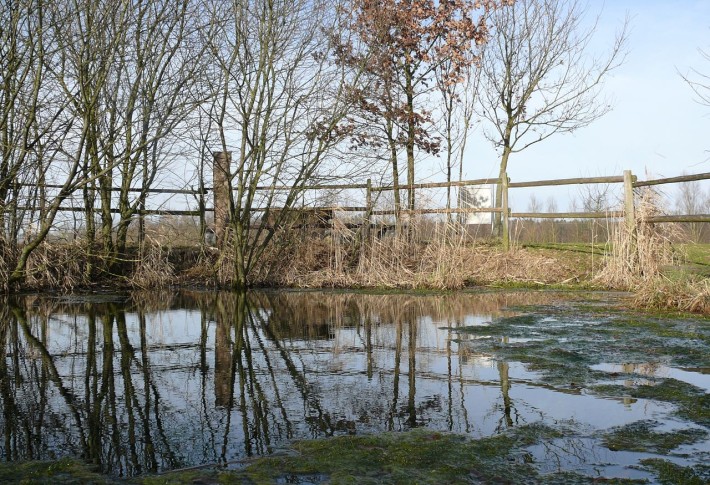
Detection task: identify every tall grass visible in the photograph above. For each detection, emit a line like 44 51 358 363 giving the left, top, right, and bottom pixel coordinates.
596 187 709 314
632 277 709 314
0 237 13 292
597 188 680 289
24 240 93 291
3 203 706 316
241 219 586 289
128 239 176 289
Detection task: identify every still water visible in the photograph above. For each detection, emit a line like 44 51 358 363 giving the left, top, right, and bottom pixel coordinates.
0 290 705 479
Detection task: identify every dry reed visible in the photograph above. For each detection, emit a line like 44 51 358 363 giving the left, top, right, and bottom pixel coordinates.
597 187 681 289
632 277 710 314
595 187 710 314
0 237 14 292
250 220 582 289
127 238 176 289
23 240 93 291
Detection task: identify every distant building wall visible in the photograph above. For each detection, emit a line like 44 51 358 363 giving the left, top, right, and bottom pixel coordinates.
459 185 494 225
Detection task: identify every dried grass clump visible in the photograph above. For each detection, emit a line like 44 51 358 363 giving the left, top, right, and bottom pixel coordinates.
213 241 237 286
263 232 334 286
128 239 175 289
598 188 681 289
463 247 579 286
178 249 221 287
314 222 471 290
267 222 581 290
353 232 445 289
103 218 597 291
0 237 15 292
24 240 92 291
633 277 710 314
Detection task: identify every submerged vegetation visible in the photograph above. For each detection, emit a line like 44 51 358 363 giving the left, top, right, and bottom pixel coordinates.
601 421 707 454
2 430 708 484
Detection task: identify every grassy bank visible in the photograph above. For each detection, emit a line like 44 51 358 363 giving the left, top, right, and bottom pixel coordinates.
2 428 707 484
1 228 708 314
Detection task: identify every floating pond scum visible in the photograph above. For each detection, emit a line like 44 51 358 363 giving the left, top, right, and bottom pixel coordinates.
0 290 707 483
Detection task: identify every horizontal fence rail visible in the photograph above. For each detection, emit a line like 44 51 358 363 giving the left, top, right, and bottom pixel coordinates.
645 214 710 223
4 169 709 250
11 183 209 195
512 211 625 219
9 207 207 216
633 172 710 188
509 175 625 188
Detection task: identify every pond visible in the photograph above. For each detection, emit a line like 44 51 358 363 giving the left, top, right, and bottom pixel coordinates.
0 289 708 482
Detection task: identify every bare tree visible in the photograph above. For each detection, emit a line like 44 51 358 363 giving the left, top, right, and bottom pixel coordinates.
1 0 211 289
434 58 479 220
0 0 68 244
0 0 84 289
476 0 628 236
49 0 207 265
681 47 710 108
203 0 365 289
48 0 132 261
525 193 541 242
107 0 208 257
578 182 612 246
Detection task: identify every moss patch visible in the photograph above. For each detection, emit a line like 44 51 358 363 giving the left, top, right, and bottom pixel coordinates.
221 424 647 484
236 428 531 484
641 458 710 485
0 457 110 484
601 421 707 454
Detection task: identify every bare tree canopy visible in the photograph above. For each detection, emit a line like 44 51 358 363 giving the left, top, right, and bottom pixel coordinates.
681 47 710 108
475 0 628 235
202 0 365 287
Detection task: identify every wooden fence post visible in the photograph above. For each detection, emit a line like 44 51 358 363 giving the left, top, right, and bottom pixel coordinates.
364 178 372 244
502 173 510 251
623 170 636 234
213 151 231 248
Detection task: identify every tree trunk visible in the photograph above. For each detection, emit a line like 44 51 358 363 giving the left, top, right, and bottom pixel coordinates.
405 64 416 213
493 145 511 238
386 119 401 228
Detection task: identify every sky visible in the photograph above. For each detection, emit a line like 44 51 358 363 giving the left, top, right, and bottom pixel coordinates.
443 0 710 211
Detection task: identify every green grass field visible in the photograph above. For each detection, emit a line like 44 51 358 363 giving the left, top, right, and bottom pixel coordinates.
680 243 710 266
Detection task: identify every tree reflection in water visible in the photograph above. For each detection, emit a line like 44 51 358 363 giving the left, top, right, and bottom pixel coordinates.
0 290 547 476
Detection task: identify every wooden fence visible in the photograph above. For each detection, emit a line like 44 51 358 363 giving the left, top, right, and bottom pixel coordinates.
204 168 710 250
4 167 710 250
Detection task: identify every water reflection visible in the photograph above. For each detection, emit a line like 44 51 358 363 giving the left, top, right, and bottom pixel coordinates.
0 290 669 476
591 363 710 392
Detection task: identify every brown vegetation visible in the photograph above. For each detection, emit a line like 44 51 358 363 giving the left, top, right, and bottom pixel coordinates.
596 188 709 314
632 277 709 314
127 240 176 290
596 188 681 289
184 221 595 290
1 205 707 315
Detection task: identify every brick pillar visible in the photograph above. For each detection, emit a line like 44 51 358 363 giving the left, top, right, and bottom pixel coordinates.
213 151 231 247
